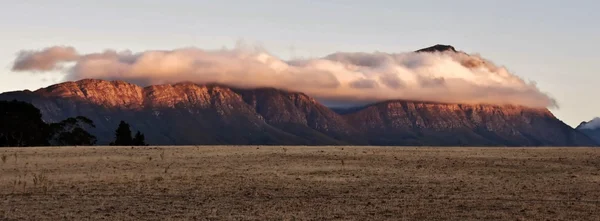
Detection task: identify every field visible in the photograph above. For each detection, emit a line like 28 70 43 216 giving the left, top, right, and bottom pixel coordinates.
0 146 599 220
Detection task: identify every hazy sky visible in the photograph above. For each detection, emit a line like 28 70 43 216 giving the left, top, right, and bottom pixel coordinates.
1 0 598 126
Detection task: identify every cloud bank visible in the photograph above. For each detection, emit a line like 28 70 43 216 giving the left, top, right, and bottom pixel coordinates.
11 45 557 108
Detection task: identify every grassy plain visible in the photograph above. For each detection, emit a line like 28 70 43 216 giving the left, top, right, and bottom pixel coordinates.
0 146 599 220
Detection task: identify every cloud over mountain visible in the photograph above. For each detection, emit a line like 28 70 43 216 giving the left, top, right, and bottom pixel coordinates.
11 45 556 108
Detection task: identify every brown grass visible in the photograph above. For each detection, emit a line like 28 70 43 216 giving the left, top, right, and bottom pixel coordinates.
0 146 599 220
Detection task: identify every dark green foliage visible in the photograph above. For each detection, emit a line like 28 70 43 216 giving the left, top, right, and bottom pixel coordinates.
110 121 147 146
49 116 97 146
132 131 147 146
55 127 97 146
0 100 96 147
0 100 50 146
110 121 132 146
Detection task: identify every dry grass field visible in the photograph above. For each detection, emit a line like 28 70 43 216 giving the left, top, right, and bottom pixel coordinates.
0 146 599 220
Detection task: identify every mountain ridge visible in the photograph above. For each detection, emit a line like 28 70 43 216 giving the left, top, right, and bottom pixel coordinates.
0 79 595 146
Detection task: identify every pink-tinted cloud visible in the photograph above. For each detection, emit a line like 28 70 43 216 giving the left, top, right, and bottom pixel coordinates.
12 45 557 108
12 46 79 71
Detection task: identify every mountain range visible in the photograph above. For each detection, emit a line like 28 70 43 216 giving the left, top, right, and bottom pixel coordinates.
0 78 595 146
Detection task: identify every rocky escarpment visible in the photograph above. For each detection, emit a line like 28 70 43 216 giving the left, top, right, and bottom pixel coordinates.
0 79 359 145
0 79 595 146
340 100 594 146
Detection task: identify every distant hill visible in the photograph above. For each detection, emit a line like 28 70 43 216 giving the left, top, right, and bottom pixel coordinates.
576 118 600 145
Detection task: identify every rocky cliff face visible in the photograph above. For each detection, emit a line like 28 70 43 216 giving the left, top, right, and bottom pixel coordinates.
341 101 594 146
0 79 595 146
0 79 360 145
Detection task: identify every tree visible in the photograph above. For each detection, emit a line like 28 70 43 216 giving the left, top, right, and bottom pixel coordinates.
49 116 97 146
110 121 133 146
0 100 50 146
0 100 96 147
132 131 147 146
110 121 147 146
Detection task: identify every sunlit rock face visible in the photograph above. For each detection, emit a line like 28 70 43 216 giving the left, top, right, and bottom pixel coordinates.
341 100 591 146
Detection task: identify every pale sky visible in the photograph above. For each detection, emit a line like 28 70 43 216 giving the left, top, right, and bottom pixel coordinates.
0 0 598 126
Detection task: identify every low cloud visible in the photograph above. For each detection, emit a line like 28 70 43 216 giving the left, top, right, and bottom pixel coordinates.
349 79 379 89
13 46 78 71
11 45 557 108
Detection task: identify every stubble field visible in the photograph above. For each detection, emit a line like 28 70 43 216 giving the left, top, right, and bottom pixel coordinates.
0 146 599 220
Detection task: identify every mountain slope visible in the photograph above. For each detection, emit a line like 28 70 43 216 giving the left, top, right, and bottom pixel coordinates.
0 79 595 146
576 118 600 145
235 88 367 145
339 100 595 146
0 79 357 145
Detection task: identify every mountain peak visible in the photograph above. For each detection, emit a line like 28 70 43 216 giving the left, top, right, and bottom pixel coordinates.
577 117 600 130
575 117 600 145
416 44 457 53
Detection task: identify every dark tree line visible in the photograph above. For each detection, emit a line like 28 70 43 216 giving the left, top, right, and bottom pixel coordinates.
1 100 148 147
1 100 96 147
